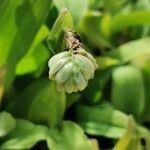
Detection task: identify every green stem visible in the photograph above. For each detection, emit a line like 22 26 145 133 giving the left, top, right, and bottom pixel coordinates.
47 8 68 54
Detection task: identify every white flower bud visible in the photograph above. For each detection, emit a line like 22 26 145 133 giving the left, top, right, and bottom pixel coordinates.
48 49 98 93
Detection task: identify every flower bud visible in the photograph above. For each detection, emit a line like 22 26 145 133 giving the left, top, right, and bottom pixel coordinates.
48 49 98 93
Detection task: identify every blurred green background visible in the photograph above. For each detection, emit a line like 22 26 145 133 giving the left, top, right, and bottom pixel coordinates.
0 0 150 149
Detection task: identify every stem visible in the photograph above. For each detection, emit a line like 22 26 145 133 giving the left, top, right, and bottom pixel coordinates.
47 8 68 54
51 8 68 36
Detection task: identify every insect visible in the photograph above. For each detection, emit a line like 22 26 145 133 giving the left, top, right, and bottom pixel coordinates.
64 28 83 50
48 28 98 93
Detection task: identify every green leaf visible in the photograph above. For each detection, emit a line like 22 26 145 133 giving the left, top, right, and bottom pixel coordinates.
100 14 111 38
135 0 150 10
113 116 143 150
138 126 150 150
47 8 74 54
15 24 49 75
141 61 150 121
9 78 66 127
15 44 49 75
28 80 66 127
108 37 150 63
28 25 50 54
79 11 111 48
53 0 88 25
47 121 92 150
15 55 38 75
82 70 109 104
111 11 150 33
4 0 52 91
76 103 129 138
0 66 5 103
0 119 49 149
0 0 21 66
66 93 81 108
0 120 92 150
103 0 128 14
96 56 121 70
8 78 49 118
111 65 145 120
0 111 16 138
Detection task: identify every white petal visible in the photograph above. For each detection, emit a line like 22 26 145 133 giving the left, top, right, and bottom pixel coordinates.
48 51 71 68
75 48 98 69
49 57 71 79
55 62 73 83
65 77 74 94
73 69 87 91
76 55 95 78
74 56 91 80
85 52 98 69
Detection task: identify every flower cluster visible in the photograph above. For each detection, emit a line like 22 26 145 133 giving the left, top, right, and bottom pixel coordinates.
48 28 98 93
48 48 98 93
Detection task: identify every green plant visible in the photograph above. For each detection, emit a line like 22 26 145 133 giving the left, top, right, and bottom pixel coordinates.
0 0 150 149
48 28 98 93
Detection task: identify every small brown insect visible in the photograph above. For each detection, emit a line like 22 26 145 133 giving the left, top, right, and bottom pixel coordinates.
64 28 83 50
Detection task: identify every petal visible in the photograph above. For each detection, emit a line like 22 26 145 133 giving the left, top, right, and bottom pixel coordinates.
55 62 73 83
65 77 75 94
75 48 98 69
49 57 71 79
73 68 87 91
74 56 91 80
84 52 98 69
76 54 95 78
48 51 71 68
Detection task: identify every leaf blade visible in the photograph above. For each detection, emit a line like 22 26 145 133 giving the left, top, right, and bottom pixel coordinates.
4 0 52 91
0 111 16 138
